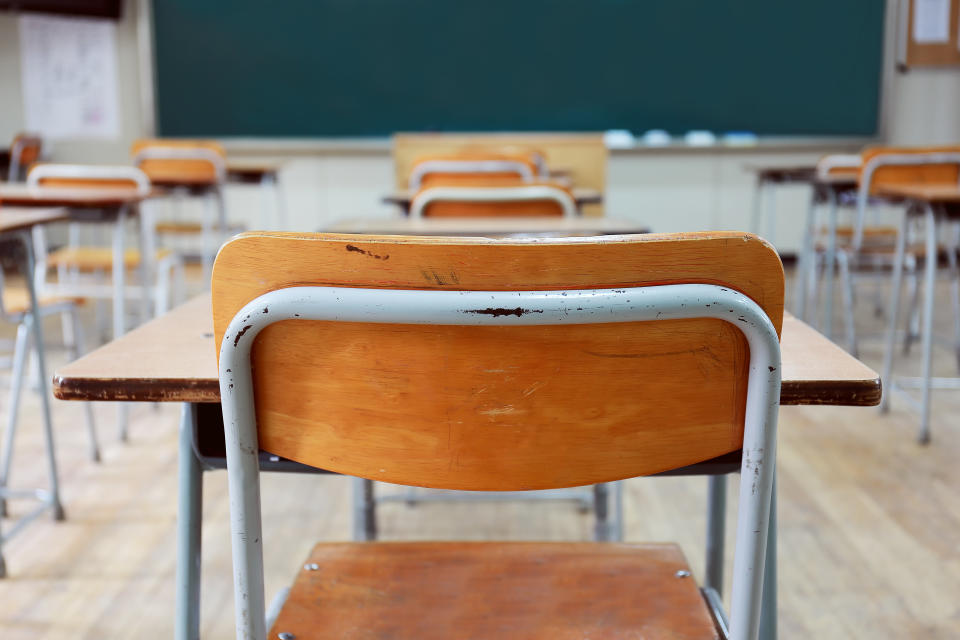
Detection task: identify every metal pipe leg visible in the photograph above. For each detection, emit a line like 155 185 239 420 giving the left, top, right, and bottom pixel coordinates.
175 403 203 640
201 194 215 285
592 483 610 542
66 306 101 462
947 224 960 372
837 250 858 357
351 478 376 541
112 208 129 442
705 475 727 596
765 184 777 246
20 231 63 520
794 192 817 321
880 210 910 415
904 255 921 356
611 480 624 542
822 190 839 338
758 475 778 640
750 177 765 234
918 205 938 444
0 322 31 518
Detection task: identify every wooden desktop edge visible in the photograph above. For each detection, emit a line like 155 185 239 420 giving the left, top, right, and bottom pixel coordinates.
52 294 881 407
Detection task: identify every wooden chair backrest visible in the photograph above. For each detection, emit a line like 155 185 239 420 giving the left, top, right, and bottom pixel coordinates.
212 232 783 491
27 164 150 193
410 154 539 189
412 181 575 218
394 133 607 215
9 133 42 181
131 138 225 186
860 145 960 194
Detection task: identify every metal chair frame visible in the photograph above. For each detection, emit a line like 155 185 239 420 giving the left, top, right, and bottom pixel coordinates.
218 283 781 640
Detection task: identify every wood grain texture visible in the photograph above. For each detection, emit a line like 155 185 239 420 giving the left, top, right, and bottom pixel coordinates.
861 146 960 195
209 232 785 489
270 542 718 640
393 134 607 216
52 294 879 407
131 139 225 186
876 183 960 203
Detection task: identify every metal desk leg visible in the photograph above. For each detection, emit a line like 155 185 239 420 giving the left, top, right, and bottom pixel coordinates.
759 474 778 640
918 204 938 444
880 210 910 415
592 483 610 541
175 403 203 640
113 207 130 442
822 190 838 338
794 191 817 322
21 230 64 522
705 475 727 595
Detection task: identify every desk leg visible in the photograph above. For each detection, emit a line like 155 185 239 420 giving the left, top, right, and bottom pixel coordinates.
880 210 910 415
751 177 764 234
176 403 203 640
918 204 938 444
794 191 817 322
113 207 130 442
759 474 778 640
822 190 838 338
705 475 727 595
351 478 376 541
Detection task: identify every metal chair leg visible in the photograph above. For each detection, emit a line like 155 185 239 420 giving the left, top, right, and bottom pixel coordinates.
880 211 910 415
592 483 610 541
67 306 101 463
837 250 858 357
0 322 31 518
918 205 938 444
705 475 727 596
352 478 376 541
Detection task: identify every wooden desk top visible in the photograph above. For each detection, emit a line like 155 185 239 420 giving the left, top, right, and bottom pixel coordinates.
745 164 858 187
876 184 960 203
383 187 603 207
0 206 69 233
53 293 881 407
325 216 649 236
0 184 152 208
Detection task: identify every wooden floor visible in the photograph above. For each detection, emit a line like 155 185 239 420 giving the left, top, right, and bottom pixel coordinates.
1 271 959 639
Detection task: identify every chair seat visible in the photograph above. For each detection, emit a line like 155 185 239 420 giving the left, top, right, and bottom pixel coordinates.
269 542 719 640
2 288 84 315
48 247 175 272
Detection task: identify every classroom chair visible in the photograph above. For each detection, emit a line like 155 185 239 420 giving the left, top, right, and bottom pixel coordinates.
131 139 230 279
835 146 960 357
408 153 540 190
5 133 43 182
211 231 783 640
27 164 185 332
0 238 99 519
410 182 578 218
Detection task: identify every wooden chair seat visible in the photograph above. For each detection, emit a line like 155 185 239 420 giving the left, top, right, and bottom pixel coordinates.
270 541 719 640
48 247 175 272
2 288 84 315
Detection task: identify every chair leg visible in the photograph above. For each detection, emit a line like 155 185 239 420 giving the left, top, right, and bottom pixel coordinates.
903 254 921 356
351 478 376 541
0 322 31 518
66 306 101 463
837 250 858 357
947 225 960 373
705 475 727 596
592 483 610 541
918 205 938 444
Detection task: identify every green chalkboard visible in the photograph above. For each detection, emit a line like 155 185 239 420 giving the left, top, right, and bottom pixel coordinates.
152 1 886 137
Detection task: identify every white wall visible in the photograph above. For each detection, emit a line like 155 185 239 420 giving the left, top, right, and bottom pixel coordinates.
1 0 956 253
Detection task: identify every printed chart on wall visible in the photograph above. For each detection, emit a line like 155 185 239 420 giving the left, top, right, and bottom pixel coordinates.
18 14 121 139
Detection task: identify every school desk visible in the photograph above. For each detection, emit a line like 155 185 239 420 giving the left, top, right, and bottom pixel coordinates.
52 289 880 640
0 207 71 577
383 187 603 214
326 215 648 236
874 184 960 443
225 161 286 229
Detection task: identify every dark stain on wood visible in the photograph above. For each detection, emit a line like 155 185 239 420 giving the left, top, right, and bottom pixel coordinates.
345 244 389 260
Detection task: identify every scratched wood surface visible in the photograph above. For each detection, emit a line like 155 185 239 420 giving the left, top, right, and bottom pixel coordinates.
52 295 879 408
270 542 718 640
209 232 785 489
